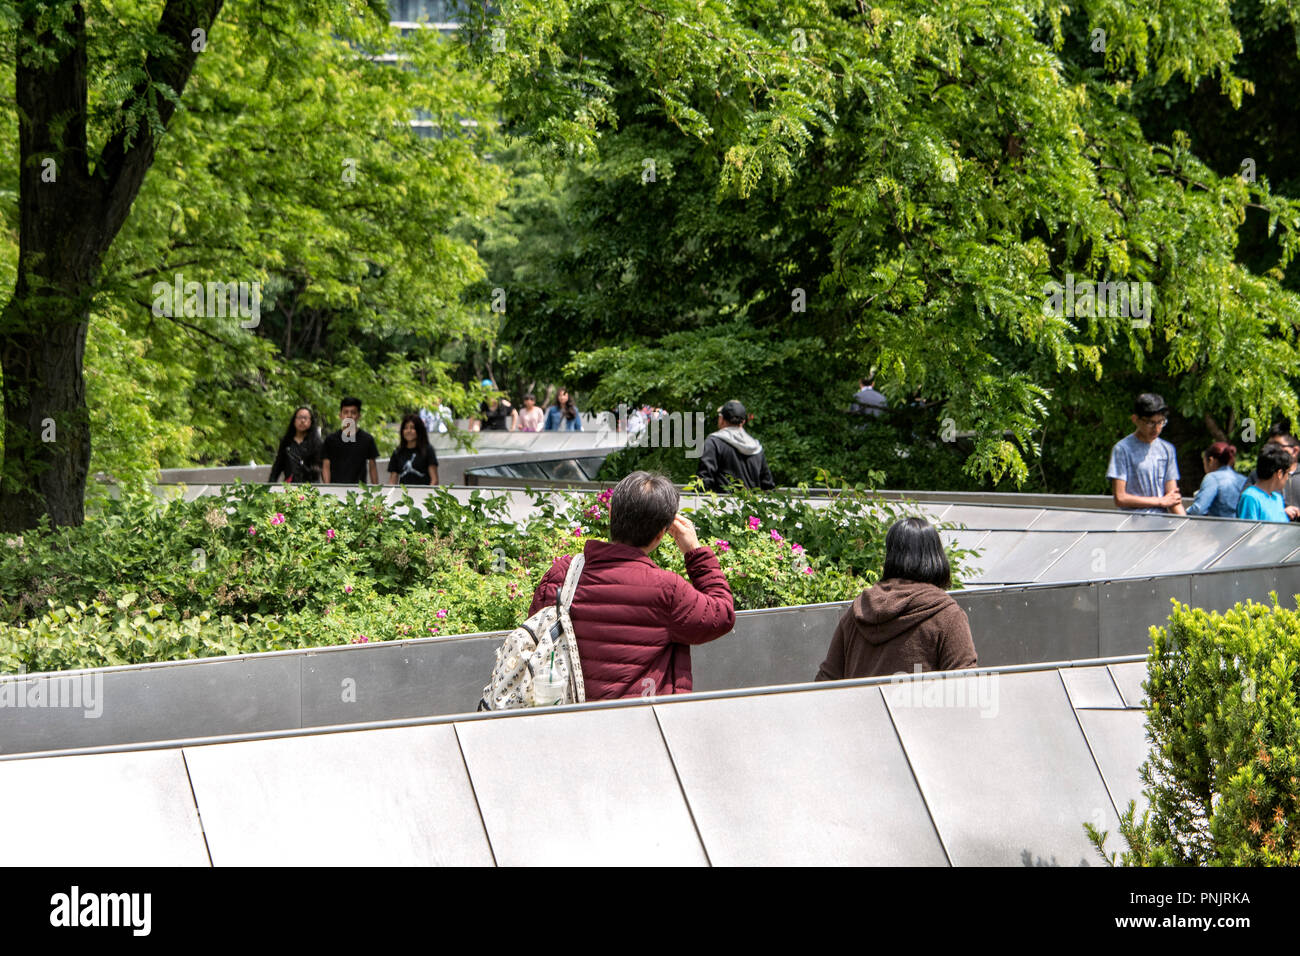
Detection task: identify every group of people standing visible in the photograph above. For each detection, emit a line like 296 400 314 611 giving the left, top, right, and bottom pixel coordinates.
471 381 583 433
1107 391 1300 522
269 397 438 486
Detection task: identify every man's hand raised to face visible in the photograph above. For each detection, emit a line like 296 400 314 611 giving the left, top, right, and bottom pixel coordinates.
666 514 700 553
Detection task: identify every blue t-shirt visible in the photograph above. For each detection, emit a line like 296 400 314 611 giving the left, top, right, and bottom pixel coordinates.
1106 434 1180 513
1187 467 1247 517
1236 485 1289 523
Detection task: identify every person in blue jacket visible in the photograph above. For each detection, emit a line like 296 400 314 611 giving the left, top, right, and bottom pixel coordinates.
1187 442 1247 517
543 387 583 431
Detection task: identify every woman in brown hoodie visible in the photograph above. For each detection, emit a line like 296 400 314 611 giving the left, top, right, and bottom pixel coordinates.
815 517 977 680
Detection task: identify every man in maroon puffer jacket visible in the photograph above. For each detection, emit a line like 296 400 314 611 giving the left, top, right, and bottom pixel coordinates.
528 471 736 699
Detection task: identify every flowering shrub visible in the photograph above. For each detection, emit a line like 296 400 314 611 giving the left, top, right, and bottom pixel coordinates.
0 480 977 672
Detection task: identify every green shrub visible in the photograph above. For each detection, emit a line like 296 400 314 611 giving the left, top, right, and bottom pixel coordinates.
0 481 973 673
1089 597 1300 865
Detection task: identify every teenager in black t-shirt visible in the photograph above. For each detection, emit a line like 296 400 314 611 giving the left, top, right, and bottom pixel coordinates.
322 396 379 484
388 414 439 485
268 405 324 483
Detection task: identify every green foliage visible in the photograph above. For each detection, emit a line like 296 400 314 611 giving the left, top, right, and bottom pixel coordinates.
1090 597 1300 865
471 0 1300 493
0 480 975 670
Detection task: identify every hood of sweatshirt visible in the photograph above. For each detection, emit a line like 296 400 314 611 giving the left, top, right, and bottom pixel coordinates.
711 426 763 456
852 578 953 645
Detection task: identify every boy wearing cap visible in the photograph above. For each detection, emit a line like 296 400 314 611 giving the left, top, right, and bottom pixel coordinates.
697 400 777 493
1107 392 1185 515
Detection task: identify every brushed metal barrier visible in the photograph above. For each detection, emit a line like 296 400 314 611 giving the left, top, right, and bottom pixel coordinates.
3 562 1298 757
0 658 1156 866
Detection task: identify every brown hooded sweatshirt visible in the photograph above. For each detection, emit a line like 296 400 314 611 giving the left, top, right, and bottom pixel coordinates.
814 578 978 681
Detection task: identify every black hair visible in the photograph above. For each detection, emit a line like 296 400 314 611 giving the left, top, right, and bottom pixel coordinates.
340 396 362 412
609 470 679 548
556 387 577 421
397 413 429 455
1257 443 1294 481
881 517 952 590
1133 392 1168 417
280 406 322 451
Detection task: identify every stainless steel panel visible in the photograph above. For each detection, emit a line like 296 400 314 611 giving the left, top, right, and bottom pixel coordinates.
882 670 1121 866
300 636 504 726
1189 568 1274 615
951 531 1026 580
1035 531 1170 583
455 707 708 866
1273 565 1300 607
0 750 209 865
1076 709 1150 820
654 686 948 865
1026 510 1130 531
1126 520 1254 576
1108 662 1148 709
0 655 301 756
1207 524 1300 569
974 532 1085 584
953 585 1098 666
1117 512 1186 531
691 604 850 691
939 506 1044 530
1060 666 1125 709
183 725 494 866
1098 576 1191 657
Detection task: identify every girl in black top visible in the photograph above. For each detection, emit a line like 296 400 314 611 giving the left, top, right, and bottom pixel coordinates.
269 406 324 483
388 413 439 485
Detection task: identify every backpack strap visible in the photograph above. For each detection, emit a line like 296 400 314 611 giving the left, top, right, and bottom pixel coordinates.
555 554 587 703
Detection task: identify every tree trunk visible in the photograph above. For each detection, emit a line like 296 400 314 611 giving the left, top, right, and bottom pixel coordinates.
0 0 225 531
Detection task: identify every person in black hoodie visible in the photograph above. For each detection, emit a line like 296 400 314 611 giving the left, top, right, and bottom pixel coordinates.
696 400 777 492
815 517 977 680
268 406 323 484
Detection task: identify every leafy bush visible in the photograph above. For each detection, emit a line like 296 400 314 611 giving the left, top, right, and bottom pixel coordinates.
0 481 973 673
1088 597 1300 865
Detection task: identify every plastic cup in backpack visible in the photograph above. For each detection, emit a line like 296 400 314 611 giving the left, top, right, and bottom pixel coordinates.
532 674 567 706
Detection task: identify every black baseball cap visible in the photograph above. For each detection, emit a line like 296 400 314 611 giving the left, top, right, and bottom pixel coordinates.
718 400 747 424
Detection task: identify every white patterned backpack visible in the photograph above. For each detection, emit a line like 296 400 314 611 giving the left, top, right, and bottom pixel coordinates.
478 555 587 710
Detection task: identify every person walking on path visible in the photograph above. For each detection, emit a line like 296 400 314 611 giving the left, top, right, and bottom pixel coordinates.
697 399 776 492
268 405 324 484
1187 441 1246 517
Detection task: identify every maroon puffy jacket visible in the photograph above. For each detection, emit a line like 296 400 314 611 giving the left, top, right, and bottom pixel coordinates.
527 539 735 700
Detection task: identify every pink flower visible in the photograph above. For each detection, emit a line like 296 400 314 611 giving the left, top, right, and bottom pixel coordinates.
351 635 369 644
714 539 731 552
791 543 804 555
344 585 353 594
597 489 613 505
247 526 257 536
747 516 760 530
585 505 603 519
802 566 815 575
271 513 285 526
436 608 449 619
769 529 783 541
573 526 584 537
326 528 336 540
297 495 305 501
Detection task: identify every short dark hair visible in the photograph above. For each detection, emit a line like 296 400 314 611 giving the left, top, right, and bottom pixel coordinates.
1133 393 1168 417
1257 443 1294 480
609 470 679 548
340 397 362 412
881 517 951 590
